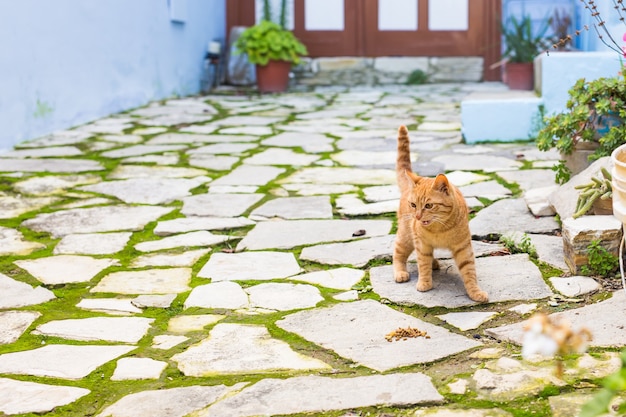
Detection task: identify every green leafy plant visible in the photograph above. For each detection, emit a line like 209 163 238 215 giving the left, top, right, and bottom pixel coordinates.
501 15 552 63
406 69 428 85
537 73 626 183
500 233 538 258
573 167 613 218
234 19 307 66
580 239 619 277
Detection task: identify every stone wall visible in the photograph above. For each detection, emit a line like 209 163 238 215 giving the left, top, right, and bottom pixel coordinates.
292 56 484 86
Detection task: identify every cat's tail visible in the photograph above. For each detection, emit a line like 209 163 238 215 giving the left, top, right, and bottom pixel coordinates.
397 125 413 188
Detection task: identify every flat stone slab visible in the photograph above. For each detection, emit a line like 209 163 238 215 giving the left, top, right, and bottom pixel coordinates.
0 344 135 379
436 311 499 331
17 130 92 148
0 377 90 415
331 150 400 167
134 231 233 252
289 267 365 290
147 133 223 144
213 115 284 126
0 158 104 173
236 219 392 251
154 216 254 236
130 249 210 268
172 323 330 376
188 155 239 171
280 167 396 186
152 334 189 350
0 226 45 256
432 154 523 172
53 232 132 255
0 272 56 308
15 255 118 285
13 174 101 195
0 195 59 218
246 283 324 311
282 183 359 196
496 169 557 192
108 164 208 179
244 148 319 166
486 291 626 348
300 235 395 267
187 143 257 155
211 165 285 186
249 196 333 220
111 357 167 380
168 314 225 333
96 384 246 417
458 180 512 200
0 311 41 344
201 373 443 417
261 132 334 153
185 281 249 310
92 268 192 294
78 177 208 204
277 299 482 371
470 198 560 239
76 298 143 315
22 205 172 238
336 194 398 216
198 251 302 281
33 317 153 343
100 144 187 158
181 193 264 217
549 276 601 297
370 254 552 308
414 407 513 417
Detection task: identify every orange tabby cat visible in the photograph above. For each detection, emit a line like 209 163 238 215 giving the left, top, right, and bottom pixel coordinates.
393 125 488 303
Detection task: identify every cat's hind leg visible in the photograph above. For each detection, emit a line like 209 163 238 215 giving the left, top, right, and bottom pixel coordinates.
451 243 488 302
392 225 414 283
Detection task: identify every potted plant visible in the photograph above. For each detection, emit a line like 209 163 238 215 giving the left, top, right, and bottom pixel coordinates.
536 73 626 183
234 1 307 93
499 15 551 90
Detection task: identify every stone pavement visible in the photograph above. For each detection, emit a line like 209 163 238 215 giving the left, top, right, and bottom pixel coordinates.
0 83 625 417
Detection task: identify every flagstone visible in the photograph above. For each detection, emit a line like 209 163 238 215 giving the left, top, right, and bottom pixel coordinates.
414 408 513 417
53 232 132 255
237 219 392 251
500 232 568 272
300 235 395 267
15 255 118 285
0 344 135 379
279 167 396 186
152 334 189 350
16 130 92 148
436 311 499 331
177 125 219 134
91 268 192 294
146 133 221 145
130 248 210 268
0 311 41 344
33 317 153 343
362 185 399 202
289 267 365 290
198 251 302 281
0 195 59 218
246 283 323 311
96 384 247 417
22 205 172 237
123 154 179 165
134 230 233 252
132 294 177 309
486 291 626 347
78 177 208 204
108 164 208 179
331 150 401 167
0 273 56 308
334 290 359 301
261 132 334 153
244 148 320 166
250 196 332 220
213 115 284 126
219 126 273 135
100 134 143 144
208 184 258 193
13 174 101 195
172 323 330 376
185 281 249 309
277 299 481 372
167 314 225 333
0 226 45 256
369 254 552 308
432 154 523 172
154 216 254 236
132 127 168 135
549 276 601 297
141 113 214 126
76 298 143 315
282 183 359 195
0 146 83 158
178 133 259 142
211 165 285 186
181 193 264 217
201 373 442 417
458 180 512 200
0 378 90 415
336 194 398 216
111 357 167 381
445 170 491 186
496 169 557 192
188 155 239 170
508 303 538 315
100 144 187 159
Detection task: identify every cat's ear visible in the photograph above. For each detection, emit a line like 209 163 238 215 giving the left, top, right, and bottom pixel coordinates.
404 170 421 186
433 174 450 195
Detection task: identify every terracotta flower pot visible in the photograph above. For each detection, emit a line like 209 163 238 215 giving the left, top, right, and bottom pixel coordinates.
255 60 291 93
504 62 534 90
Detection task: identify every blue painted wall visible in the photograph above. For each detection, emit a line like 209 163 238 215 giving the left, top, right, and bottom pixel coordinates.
0 0 225 150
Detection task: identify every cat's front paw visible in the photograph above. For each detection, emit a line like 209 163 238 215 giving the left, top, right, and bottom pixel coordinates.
416 280 432 292
394 271 410 283
469 290 489 303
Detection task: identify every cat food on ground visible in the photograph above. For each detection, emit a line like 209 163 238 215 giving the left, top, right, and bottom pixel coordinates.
385 326 430 342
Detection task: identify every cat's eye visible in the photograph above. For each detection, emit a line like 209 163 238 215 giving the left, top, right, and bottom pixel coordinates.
424 203 433 209
410 202 417 208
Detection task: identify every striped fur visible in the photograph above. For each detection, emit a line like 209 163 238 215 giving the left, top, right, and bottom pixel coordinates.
393 125 488 303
